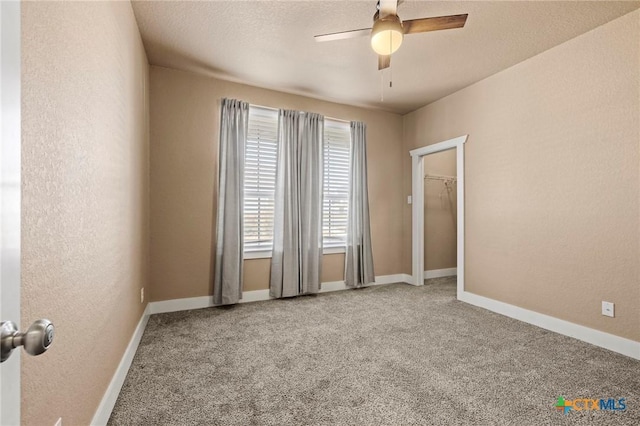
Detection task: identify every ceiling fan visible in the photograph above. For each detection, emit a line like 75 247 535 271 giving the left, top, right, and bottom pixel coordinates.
314 0 468 70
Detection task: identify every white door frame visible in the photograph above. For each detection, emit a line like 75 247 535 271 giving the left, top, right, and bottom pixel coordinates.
0 1 22 425
410 135 467 299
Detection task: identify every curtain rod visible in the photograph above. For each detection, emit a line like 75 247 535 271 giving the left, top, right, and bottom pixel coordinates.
250 102 351 124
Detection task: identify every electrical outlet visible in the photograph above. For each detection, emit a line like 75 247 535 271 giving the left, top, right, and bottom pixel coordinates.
54 418 62 426
602 301 614 318
141 288 144 304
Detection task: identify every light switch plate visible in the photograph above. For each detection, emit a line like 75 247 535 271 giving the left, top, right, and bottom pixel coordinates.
407 195 412 204
601 301 614 318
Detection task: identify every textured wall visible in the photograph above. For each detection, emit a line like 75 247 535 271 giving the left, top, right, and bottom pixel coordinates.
149 66 404 301
21 2 149 425
402 11 639 341
423 150 457 271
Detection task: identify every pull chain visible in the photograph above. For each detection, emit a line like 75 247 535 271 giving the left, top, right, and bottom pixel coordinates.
389 35 393 88
380 69 384 102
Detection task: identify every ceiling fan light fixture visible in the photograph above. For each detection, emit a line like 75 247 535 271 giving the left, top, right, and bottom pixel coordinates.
370 15 403 55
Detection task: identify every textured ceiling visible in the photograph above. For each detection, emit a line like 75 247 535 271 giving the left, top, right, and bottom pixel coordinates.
131 1 640 114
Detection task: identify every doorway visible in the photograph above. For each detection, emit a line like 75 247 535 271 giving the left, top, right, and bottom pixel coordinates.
424 150 457 279
410 135 467 298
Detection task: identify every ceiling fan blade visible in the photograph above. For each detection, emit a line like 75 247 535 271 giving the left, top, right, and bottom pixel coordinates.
314 28 371 43
403 14 468 35
379 0 398 18
378 55 390 70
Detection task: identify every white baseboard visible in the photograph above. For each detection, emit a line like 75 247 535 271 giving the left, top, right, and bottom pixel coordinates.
148 295 214 314
379 273 413 285
149 274 412 315
91 304 151 426
424 267 457 279
399 273 413 285
147 292 267 314
458 290 640 360
240 289 271 303
320 273 409 293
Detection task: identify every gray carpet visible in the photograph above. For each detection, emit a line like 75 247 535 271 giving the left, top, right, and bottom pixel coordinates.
109 277 640 425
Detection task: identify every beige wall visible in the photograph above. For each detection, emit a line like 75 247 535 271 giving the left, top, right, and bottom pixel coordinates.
423 150 457 271
402 11 639 341
149 66 404 301
21 2 149 425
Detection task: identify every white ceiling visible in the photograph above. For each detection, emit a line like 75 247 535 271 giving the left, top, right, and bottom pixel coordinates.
131 1 640 114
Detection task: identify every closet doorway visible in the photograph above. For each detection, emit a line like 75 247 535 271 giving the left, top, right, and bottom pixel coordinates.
410 135 467 298
424 151 457 279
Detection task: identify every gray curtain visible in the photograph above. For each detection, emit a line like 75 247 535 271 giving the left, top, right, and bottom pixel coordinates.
214 98 248 305
345 121 375 287
270 110 324 298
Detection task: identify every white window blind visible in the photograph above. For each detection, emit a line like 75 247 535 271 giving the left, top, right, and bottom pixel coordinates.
323 120 350 247
243 108 351 253
244 106 278 251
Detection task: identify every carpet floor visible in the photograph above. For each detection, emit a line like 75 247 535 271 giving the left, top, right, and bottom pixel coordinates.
109 277 639 425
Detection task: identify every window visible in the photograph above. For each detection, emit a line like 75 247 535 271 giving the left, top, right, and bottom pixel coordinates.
323 120 350 248
243 108 351 255
244 106 278 252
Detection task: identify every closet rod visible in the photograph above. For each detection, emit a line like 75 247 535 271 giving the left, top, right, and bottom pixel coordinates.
424 174 457 181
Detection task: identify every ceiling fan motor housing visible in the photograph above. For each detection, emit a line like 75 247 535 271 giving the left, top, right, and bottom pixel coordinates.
371 13 404 55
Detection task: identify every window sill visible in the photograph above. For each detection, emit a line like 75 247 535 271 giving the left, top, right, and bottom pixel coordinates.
244 246 346 260
323 246 346 255
244 250 272 260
